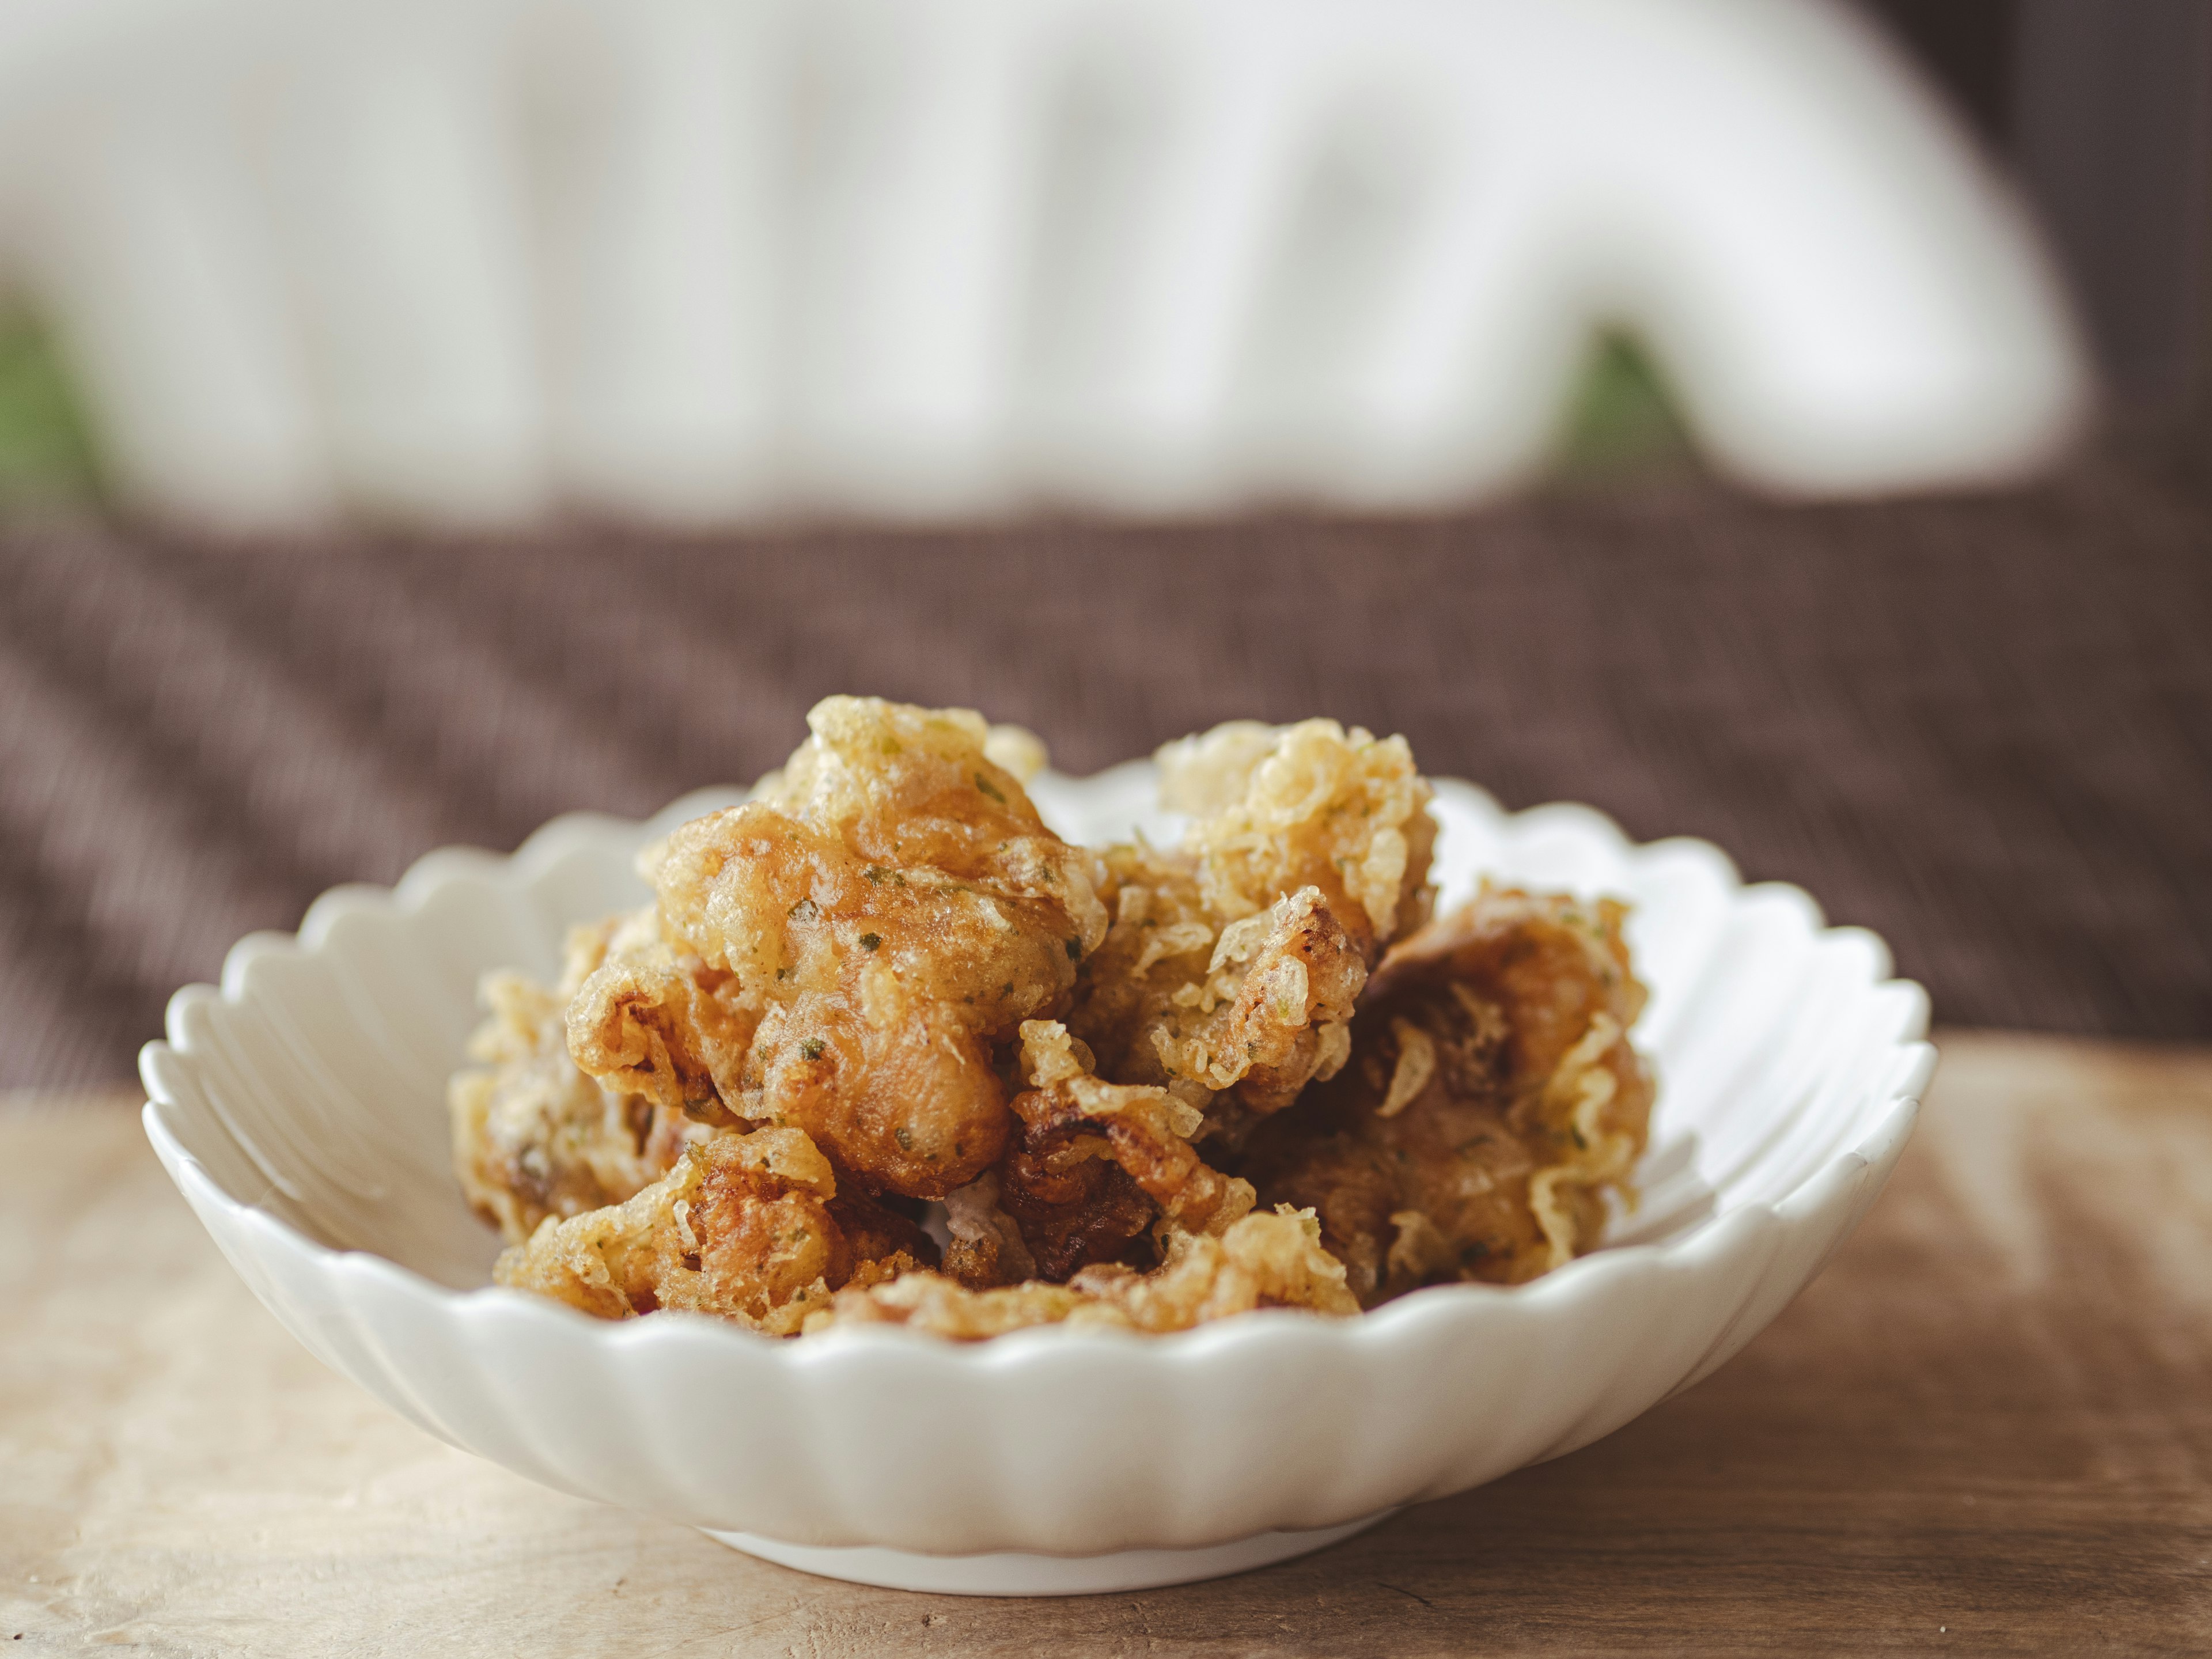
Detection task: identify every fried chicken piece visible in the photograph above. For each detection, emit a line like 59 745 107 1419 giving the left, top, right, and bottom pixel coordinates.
1158 718 1437 955
1068 719 1435 1139
1240 884 1654 1305
810 1206 1359 1338
462 702 1664 1344
450 914 713 1242
1135 885 1367 1120
988 1020 1255 1282
990 1115 1155 1285
494 1124 934 1331
563 902 756 1132
567 697 1108 1199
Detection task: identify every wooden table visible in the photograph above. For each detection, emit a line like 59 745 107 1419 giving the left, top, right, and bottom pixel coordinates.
5 1031 2209 1656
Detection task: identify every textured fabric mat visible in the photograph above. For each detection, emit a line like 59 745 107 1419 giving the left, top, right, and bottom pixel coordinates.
2 438 2209 1088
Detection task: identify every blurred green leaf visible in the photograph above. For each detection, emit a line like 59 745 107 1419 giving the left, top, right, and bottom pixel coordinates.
0 310 102 508
1556 331 1695 482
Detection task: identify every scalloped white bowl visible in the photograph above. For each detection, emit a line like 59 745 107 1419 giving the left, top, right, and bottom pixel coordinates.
141 766 1933 1594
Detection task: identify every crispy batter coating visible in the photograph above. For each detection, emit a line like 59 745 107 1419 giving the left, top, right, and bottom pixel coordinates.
455 703 1658 1342
494 1124 934 1331
990 1020 1255 1282
568 696 1108 1199
1241 885 1654 1304
809 1206 1360 1338
563 903 756 1134
1156 718 1437 953
450 914 711 1242
1067 720 1433 1140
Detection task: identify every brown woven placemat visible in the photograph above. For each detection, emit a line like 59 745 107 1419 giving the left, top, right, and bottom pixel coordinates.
3 436 2209 1089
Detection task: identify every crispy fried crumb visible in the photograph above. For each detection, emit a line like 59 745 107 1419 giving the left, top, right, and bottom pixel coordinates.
571 696 1106 1199
809 1206 1359 1338
453 703 1654 1339
1241 884 1654 1302
451 914 714 1243
994 1019 1255 1280
1067 719 1433 1146
494 1124 934 1330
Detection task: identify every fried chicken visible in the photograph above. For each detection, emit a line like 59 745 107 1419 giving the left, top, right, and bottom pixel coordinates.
1156 718 1437 956
452 702 1657 1342
562 902 757 1135
1067 719 1434 1145
812 1206 1359 1338
567 696 1108 1199
493 1124 934 1332
450 912 713 1242
981 1020 1255 1283
1240 884 1654 1305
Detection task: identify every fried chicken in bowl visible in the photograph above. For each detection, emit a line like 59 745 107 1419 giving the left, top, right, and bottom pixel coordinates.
451 699 1653 1338
142 702 1930 1590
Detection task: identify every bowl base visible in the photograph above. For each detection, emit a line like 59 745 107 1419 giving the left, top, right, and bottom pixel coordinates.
701 1510 1396 1596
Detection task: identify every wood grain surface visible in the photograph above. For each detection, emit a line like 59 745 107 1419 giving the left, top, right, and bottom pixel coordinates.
4 1031 2209 1656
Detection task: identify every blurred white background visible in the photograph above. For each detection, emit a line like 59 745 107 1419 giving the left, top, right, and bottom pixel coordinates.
0 0 2093 529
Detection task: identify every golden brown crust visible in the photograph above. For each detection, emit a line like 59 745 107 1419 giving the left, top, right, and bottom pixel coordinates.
993 1021 1255 1281
569 697 1107 1200
1241 884 1654 1305
1154 718 1435 956
809 1206 1360 1338
1065 721 1433 1146
493 1124 937 1331
563 905 753 1130
450 916 712 1243
453 703 1656 1342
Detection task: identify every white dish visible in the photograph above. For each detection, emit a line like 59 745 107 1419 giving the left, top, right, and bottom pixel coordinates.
141 764 1933 1594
